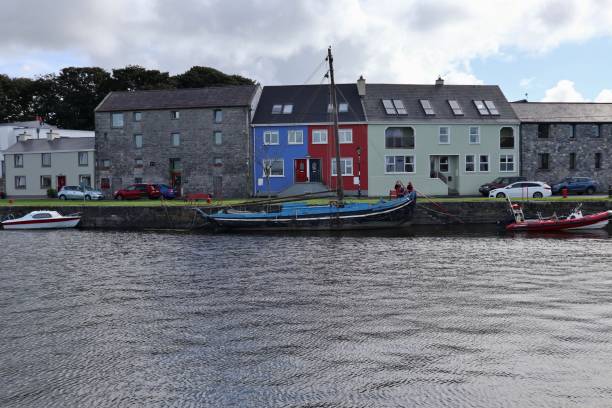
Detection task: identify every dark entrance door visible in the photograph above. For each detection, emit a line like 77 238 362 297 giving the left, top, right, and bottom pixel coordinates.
57 175 66 191
295 159 308 182
309 159 322 182
213 176 223 198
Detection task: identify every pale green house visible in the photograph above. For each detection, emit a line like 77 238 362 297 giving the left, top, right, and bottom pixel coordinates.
360 78 520 196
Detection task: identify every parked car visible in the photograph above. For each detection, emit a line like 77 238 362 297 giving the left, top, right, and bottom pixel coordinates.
479 176 527 196
114 184 161 200
489 181 552 199
155 184 177 199
58 186 104 200
551 177 599 195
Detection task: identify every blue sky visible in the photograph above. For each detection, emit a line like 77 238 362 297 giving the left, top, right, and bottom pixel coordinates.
2 0 612 103
472 37 612 102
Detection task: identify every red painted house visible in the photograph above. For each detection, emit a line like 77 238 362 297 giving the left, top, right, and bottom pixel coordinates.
308 124 368 195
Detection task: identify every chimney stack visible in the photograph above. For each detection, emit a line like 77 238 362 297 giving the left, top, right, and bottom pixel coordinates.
46 130 60 141
357 75 366 96
435 76 444 87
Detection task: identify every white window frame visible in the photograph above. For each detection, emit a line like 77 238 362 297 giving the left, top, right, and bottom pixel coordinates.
331 158 354 176
263 159 284 177
439 156 449 173
469 126 480 144
479 154 490 172
384 155 415 174
499 154 515 172
439 127 450 144
339 129 353 144
263 130 279 145
78 151 89 166
171 111 180 120
171 132 180 146
287 130 303 145
41 153 51 167
312 129 328 144
14 154 23 168
465 154 475 173
40 175 52 189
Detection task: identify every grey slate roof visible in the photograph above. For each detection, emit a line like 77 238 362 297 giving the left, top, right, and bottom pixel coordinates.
511 102 612 123
95 85 259 112
252 84 366 124
0 121 56 129
3 137 94 153
363 84 517 122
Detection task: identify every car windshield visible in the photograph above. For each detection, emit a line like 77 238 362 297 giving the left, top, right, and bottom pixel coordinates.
492 177 503 183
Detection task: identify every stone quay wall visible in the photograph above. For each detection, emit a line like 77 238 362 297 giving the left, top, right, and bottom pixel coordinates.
1 201 610 230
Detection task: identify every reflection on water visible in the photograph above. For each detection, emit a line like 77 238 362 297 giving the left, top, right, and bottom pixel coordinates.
0 229 611 407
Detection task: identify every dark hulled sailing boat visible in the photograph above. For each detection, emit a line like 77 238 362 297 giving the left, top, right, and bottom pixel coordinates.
201 47 416 231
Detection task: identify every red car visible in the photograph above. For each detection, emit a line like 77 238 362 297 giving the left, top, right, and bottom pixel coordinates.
114 183 161 200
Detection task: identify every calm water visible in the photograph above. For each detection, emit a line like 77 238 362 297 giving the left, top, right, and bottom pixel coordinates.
1 228 612 407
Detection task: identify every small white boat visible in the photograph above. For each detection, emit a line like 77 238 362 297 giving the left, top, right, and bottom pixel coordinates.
1 210 81 230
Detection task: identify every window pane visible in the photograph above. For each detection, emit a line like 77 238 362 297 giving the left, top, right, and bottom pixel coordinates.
382 99 396 115
134 134 143 148
484 100 499 115
282 104 293 114
449 100 463 115
474 100 489 115
385 127 414 149
214 109 222 123
111 113 124 127
172 133 180 146
393 100 407 115
272 105 282 114
420 100 435 115
214 131 222 145
338 103 349 112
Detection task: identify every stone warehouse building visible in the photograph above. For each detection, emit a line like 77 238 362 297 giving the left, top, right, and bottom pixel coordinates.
511 102 612 191
95 85 261 198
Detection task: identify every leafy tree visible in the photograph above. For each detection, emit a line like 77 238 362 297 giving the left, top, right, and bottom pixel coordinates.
173 66 255 88
110 65 173 91
52 67 112 130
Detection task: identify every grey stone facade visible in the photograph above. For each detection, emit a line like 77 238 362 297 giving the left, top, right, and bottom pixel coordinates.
520 123 612 190
95 106 253 198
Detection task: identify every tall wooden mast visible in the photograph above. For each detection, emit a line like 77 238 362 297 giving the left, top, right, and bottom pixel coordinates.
327 46 344 203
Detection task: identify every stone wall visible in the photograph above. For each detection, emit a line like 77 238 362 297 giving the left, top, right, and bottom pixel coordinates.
95 107 252 198
1 200 610 230
521 123 612 190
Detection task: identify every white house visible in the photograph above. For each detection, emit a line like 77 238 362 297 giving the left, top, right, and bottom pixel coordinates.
0 121 93 193
3 135 95 198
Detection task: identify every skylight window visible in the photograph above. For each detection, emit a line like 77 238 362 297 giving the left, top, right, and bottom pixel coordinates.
272 104 283 114
484 100 499 115
393 100 407 115
382 99 396 115
420 99 435 115
473 100 489 115
448 100 463 115
282 104 293 114
339 102 349 113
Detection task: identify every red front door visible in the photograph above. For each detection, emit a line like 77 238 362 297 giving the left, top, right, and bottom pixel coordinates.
295 159 308 182
57 176 66 191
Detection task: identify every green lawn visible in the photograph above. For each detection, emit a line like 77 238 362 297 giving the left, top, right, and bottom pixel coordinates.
0 195 609 207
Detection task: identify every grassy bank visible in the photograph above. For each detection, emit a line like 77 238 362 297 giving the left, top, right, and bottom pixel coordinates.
0 195 609 207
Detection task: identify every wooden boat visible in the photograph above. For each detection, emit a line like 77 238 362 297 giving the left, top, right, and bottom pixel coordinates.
504 201 611 232
1 210 81 230
203 193 416 231
200 47 416 232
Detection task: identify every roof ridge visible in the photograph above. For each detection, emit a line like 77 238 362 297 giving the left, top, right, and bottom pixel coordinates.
108 84 256 95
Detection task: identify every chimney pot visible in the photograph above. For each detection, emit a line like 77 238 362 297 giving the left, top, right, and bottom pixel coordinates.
435 76 444 87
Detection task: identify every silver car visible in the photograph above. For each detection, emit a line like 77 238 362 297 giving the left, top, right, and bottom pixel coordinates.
58 186 105 200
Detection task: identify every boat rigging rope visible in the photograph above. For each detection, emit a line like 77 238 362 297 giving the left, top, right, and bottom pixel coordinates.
415 189 465 223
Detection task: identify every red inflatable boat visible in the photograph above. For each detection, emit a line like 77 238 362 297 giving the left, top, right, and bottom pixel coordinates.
505 202 611 232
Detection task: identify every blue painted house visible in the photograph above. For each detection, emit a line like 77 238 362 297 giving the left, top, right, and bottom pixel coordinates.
252 125 308 195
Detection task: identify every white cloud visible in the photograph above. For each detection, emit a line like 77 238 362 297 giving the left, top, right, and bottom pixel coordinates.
595 89 612 102
541 80 586 102
2 0 612 86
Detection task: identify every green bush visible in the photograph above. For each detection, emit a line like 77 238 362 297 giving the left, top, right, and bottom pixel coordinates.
47 188 57 198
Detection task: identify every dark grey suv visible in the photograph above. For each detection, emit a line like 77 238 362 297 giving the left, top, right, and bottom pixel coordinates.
479 176 527 196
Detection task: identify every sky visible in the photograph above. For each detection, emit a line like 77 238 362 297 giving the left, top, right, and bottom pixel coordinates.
1 0 612 103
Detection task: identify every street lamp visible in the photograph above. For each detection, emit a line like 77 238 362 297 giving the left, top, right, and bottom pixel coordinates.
356 146 362 198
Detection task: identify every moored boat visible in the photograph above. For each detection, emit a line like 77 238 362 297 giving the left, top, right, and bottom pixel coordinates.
503 201 611 232
1 210 81 230
203 193 416 231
